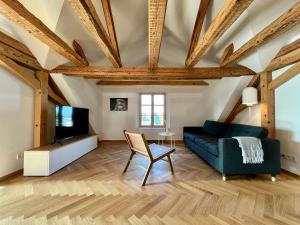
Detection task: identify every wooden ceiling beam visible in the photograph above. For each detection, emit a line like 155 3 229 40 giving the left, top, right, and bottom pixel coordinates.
265 46 300 72
0 55 40 89
48 76 69 105
274 38 300 58
148 0 168 69
48 87 68 106
101 0 120 59
221 2 300 66
186 0 253 68
85 76 220 80
0 31 43 70
269 61 300 90
52 66 255 78
0 0 88 66
0 42 43 70
67 0 121 67
187 0 211 59
97 80 209 86
0 31 32 56
72 40 89 66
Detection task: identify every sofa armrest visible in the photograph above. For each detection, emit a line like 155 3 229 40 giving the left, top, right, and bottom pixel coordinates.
183 126 203 133
218 138 281 175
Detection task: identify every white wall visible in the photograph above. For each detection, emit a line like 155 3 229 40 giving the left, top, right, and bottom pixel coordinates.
233 104 261 126
273 68 300 175
100 86 209 140
51 74 102 139
233 66 300 175
0 68 34 177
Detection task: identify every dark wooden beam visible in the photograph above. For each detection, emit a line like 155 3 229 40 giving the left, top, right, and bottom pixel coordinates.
148 0 168 69
266 47 300 72
72 40 89 66
0 55 40 89
0 42 42 70
269 61 300 90
101 0 120 59
0 30 32 56
52 66 255 79
186 0 253 68
48 76 69 105
34 71 49 147
0 0 88 66
187 0 211 59
48 87 68 106
0 31 43 70
97 80 209 86
67 0 121 67
221 2 300 66
261 71 275 138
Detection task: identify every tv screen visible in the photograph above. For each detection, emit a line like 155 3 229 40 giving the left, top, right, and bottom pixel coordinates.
55 105 89 141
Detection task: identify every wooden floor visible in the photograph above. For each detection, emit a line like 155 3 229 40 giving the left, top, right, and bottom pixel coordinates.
1 141 300 225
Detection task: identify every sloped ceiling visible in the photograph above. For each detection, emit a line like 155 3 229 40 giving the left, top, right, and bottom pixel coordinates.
0 0 299 124
0 0 299 70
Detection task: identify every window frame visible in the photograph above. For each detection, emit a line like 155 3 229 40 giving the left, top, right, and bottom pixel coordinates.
139 93 166 128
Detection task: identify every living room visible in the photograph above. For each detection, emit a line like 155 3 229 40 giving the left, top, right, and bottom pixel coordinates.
0 0 300 224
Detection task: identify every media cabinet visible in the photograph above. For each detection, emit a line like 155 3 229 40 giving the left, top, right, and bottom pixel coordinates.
24 135 98 176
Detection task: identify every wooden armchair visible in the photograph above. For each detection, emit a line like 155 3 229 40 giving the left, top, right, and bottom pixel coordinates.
123 130 176 186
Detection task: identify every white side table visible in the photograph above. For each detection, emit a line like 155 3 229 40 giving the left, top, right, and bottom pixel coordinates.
158 132 176 148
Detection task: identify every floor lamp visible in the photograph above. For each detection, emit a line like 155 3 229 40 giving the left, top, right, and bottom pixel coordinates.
242 87 258 123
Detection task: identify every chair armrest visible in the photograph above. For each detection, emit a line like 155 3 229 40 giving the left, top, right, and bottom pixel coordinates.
218 138 281 175
183 126 203 133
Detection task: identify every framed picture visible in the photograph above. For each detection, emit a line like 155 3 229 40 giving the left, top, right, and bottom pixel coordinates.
110 98 128 111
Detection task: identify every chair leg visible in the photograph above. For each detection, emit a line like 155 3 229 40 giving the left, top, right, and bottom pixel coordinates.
141 162 153 186
167 155 174 173
123 151 135 173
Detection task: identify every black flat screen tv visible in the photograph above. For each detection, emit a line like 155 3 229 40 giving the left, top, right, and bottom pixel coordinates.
55 105 89 141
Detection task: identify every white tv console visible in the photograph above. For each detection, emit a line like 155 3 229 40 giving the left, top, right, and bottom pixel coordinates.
24 135 98 176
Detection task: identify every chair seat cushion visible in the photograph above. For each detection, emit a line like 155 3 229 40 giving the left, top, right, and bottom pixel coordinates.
194 135 219 156
149 144 175 159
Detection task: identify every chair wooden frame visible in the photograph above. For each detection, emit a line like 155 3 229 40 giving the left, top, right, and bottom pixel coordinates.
123 130 175 186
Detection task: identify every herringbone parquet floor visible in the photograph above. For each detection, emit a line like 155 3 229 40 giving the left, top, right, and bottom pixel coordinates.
1 141 300 225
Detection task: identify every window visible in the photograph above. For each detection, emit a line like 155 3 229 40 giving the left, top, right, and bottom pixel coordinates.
139 93 166 128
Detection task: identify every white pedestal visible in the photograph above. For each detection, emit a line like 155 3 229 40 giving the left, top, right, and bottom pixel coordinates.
24 135 98 176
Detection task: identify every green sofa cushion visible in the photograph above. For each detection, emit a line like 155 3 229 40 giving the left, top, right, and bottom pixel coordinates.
194 135 219 156
203 120 228 137
223 124 268 138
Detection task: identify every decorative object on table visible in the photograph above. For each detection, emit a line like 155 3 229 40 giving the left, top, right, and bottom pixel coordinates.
164 119 169 133
158 131 176 148
110 98 128 111
123 130 175 186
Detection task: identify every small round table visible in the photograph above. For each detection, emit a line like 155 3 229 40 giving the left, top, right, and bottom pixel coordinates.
158 132 176 148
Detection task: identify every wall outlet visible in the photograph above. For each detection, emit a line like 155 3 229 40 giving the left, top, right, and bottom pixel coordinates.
281 154 297 162
16 153 24 160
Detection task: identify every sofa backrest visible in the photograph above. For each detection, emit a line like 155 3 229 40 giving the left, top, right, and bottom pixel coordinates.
203 120 228 137
222 123 268 138
203 120 269 139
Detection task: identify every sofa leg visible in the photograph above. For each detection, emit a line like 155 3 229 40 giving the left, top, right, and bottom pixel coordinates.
271 176 276 182
222 175 226 181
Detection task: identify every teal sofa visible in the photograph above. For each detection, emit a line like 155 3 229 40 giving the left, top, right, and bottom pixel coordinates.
183 120 281 181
